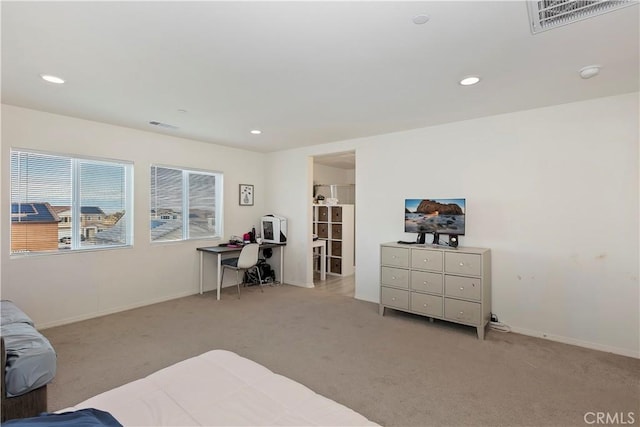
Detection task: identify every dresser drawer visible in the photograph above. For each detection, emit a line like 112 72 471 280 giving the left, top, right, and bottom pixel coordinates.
411 293 443 317
410 271 443 294
444 298 481 325
381 287 409 310
381 267 409 288
381 247 409 267
444 275 481 301
411 249 443 271
445 252 481 276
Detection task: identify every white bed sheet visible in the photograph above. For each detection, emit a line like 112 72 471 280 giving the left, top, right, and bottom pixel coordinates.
64 350 379 426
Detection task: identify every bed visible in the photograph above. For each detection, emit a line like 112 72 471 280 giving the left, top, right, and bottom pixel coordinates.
1 300 57 421
62 349 379 426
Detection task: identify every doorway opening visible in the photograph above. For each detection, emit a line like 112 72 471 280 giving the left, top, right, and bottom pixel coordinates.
311 151 356 296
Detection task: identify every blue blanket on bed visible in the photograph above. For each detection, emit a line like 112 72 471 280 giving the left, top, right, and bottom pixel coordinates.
3 408 122 426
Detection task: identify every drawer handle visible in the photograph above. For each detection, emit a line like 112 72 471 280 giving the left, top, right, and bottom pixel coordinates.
392 297 396 301
458 311 464 317
424 258 429 262
423 281 428 285
459 287 464 291
423 303 428 307
459 262 465 266
392 276 396 280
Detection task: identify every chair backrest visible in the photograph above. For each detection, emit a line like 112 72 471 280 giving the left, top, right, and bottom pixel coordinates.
237 243 260 269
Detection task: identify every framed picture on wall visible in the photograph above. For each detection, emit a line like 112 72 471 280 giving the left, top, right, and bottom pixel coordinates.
239 184 254 206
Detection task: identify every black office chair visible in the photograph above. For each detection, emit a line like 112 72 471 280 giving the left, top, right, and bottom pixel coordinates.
220 243 262 298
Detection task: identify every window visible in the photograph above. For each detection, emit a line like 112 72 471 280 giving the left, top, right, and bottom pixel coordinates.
10 150 133 254
150 165 222 242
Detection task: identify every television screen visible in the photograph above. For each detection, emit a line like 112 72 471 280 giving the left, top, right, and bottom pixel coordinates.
405 198 465 236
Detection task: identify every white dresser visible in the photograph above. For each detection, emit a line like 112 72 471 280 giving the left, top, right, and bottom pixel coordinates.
379 242 491 339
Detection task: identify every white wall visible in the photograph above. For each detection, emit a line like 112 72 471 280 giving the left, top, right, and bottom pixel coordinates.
2 93 638 357
313 163 356 204
263 151 315 287
266 93 639 357
313 163 354 186
1 105 267 327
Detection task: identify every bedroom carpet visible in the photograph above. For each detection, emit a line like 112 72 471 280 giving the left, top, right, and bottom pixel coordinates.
42 284 639 426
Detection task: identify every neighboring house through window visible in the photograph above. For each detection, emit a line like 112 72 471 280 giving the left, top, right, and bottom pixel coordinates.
150 165 222 242
10 150 133 254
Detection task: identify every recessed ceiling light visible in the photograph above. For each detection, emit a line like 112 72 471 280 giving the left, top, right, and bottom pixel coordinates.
250 130 262 135
459 76 481 86
412 14 430 25
40 74 65 84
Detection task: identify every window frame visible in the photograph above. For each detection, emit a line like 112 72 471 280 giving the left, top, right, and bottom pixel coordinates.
150 164 223 243
10 148 134 256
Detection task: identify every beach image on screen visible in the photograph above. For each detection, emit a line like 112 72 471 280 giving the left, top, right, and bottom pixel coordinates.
405 198 465 235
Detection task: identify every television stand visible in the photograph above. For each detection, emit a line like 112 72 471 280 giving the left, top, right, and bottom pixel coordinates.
430 243 457 249
379 242 491 339
416 232 441 245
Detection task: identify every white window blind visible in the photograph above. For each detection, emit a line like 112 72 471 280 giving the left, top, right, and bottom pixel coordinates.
150 166 222 242
10 150 133 254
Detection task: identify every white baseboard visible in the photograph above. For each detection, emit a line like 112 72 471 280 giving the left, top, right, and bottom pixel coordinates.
38 290 195 330
354 293 377 304
510 326 639 359
286 280 314 288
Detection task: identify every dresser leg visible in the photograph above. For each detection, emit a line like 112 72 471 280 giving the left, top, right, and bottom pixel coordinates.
379 305 385 316
477 324 485 340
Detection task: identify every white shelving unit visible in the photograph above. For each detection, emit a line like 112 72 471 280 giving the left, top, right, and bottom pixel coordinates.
312 204 354 277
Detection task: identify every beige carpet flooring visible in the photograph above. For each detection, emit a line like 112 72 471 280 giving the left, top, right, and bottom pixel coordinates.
41 283 639 426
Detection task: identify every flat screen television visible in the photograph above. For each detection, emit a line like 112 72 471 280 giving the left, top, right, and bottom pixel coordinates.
404 198 465 245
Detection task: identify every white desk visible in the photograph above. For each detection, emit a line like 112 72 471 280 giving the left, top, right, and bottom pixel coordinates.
197 243 285 300
312 239 326 281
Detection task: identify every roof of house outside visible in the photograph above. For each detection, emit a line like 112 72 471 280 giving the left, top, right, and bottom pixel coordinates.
81 207 105 215
51 206 70 214
11 202 60 223
94 217 127 243
51 206 106 215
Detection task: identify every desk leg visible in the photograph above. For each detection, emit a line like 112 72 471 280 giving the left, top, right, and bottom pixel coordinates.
320 245 326 281
199 251 204 295
280 247 284 285
216 253 222 301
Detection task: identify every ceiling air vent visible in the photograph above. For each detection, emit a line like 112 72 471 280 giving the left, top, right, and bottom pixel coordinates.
527 0 636 34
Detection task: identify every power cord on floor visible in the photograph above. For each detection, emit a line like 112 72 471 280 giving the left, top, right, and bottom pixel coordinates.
489 321 512 332
489 313 512 333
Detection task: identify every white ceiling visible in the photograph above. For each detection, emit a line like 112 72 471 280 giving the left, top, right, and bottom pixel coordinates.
2 1 638 154
314 151 356 169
